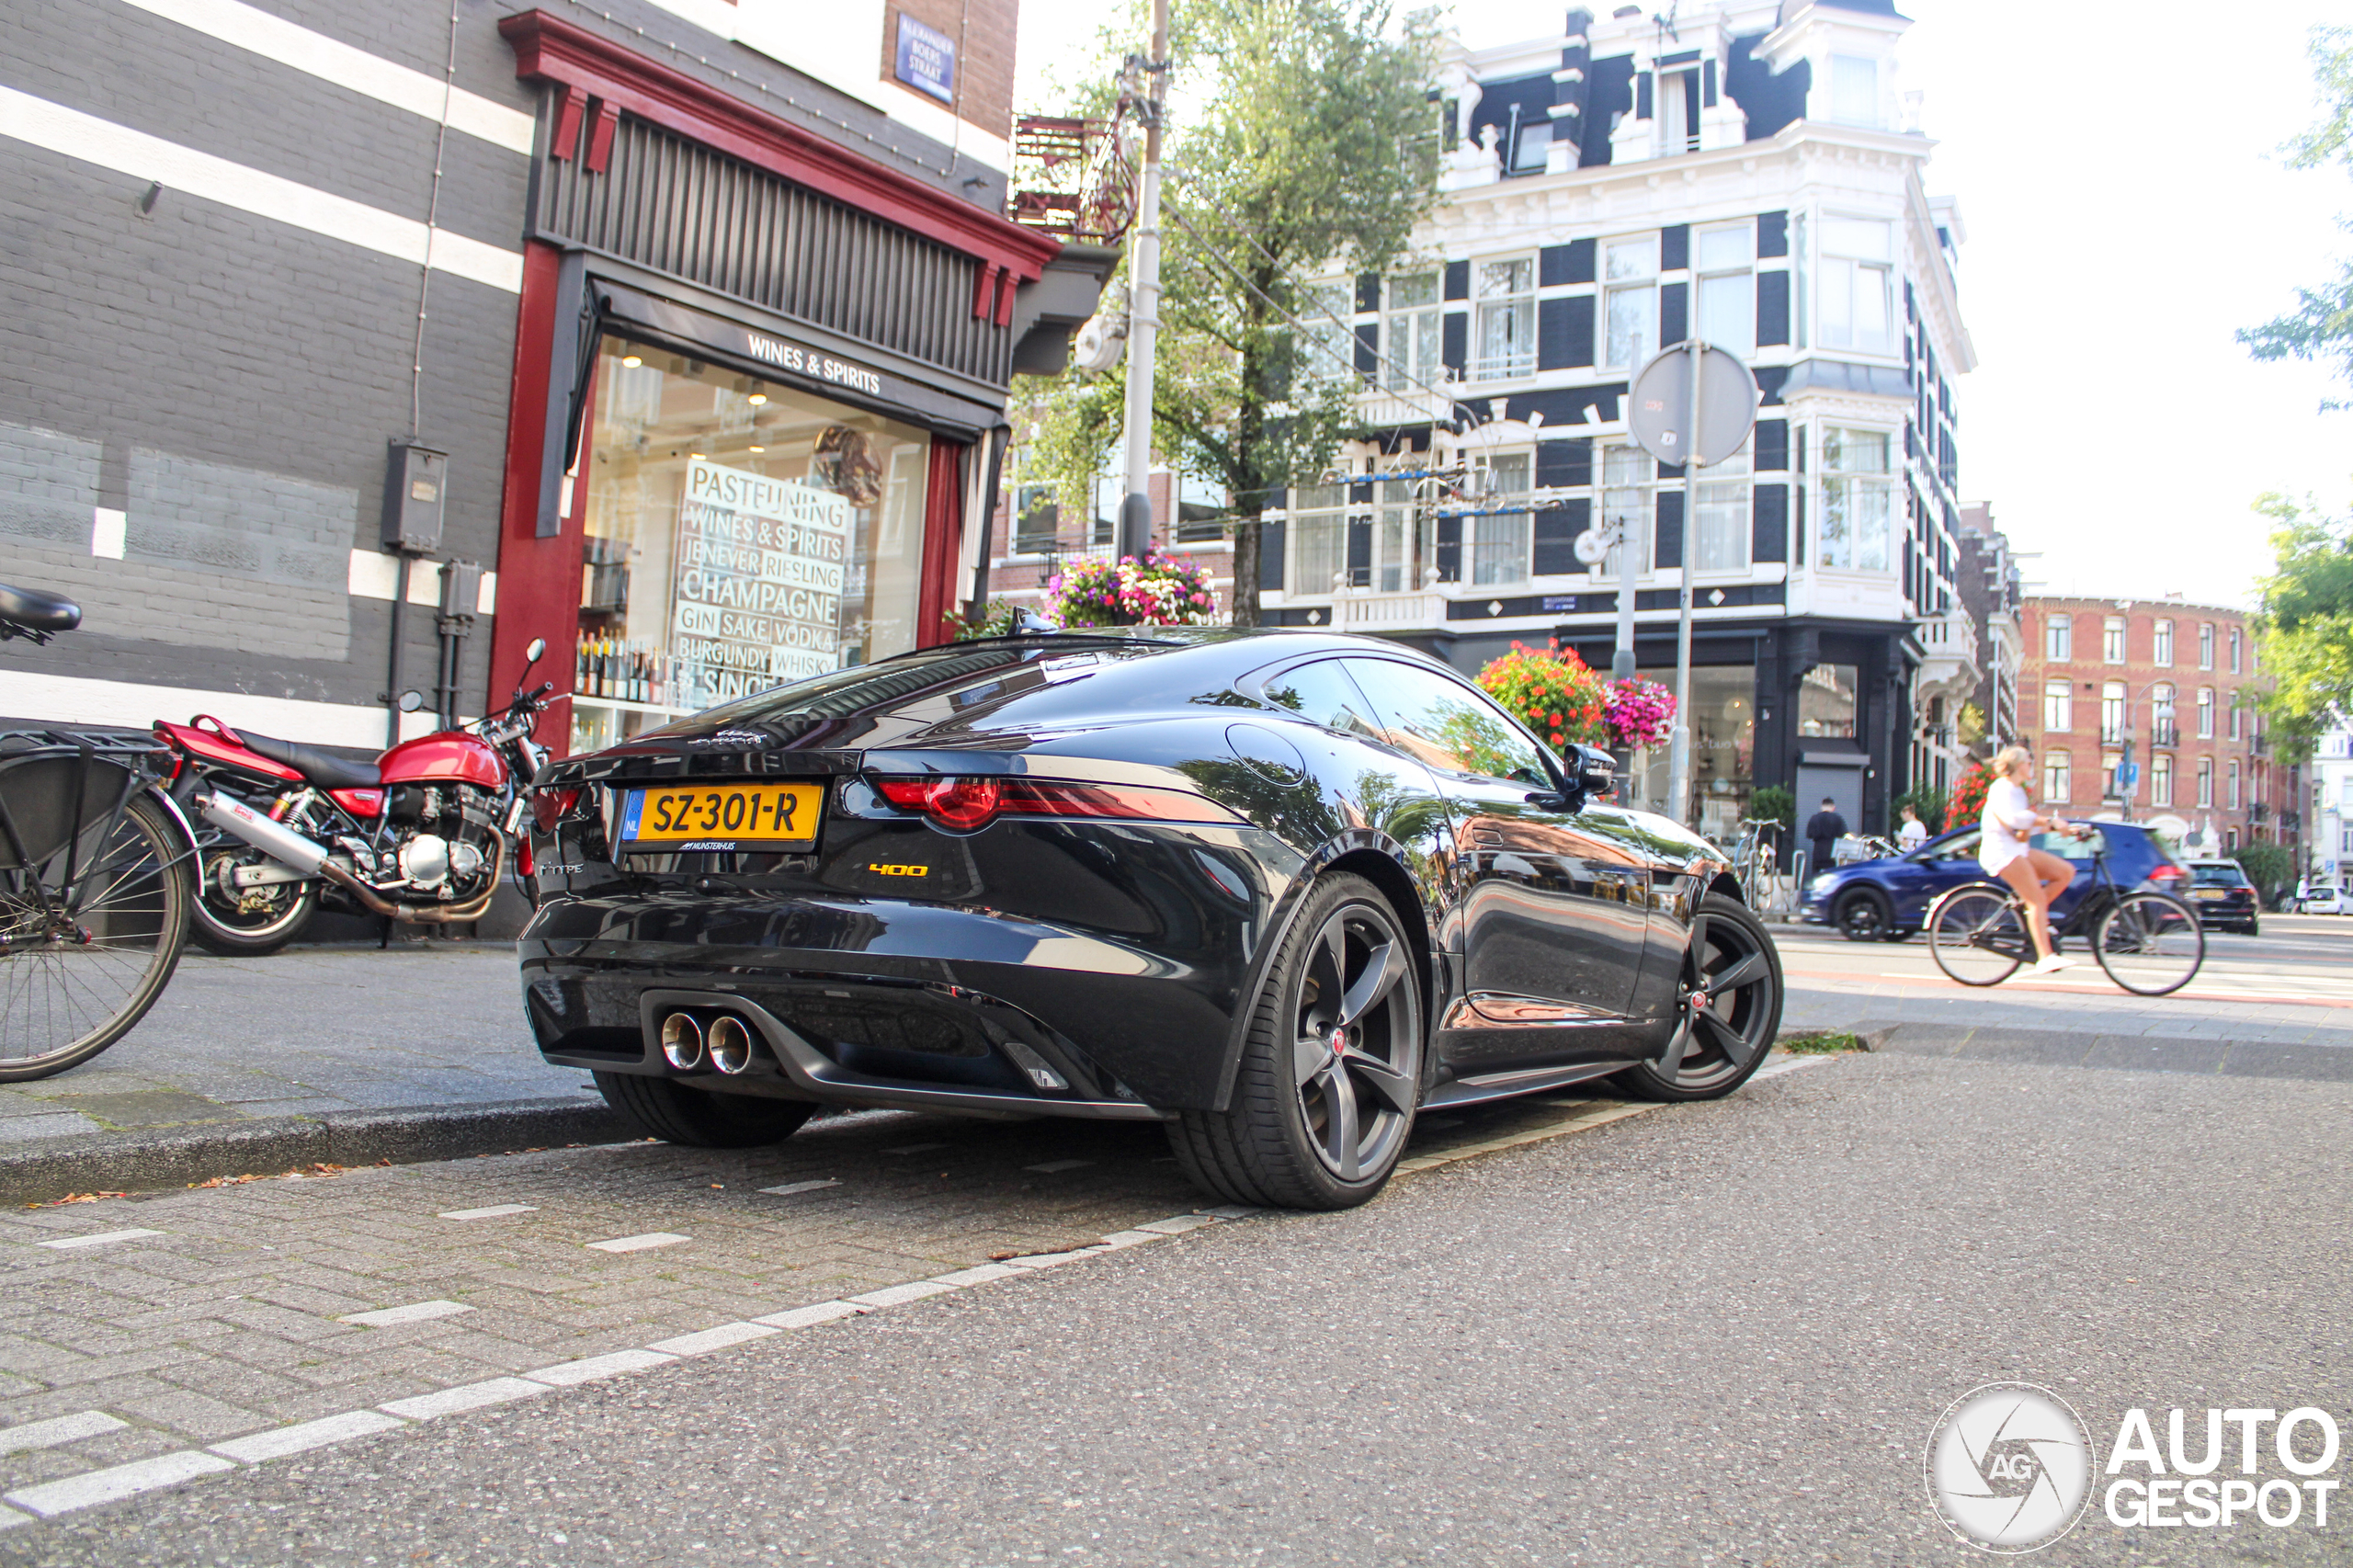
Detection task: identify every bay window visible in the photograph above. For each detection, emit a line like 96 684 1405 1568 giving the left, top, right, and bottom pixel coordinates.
1818 426 1892 570
1819 216 1895 355
1693 451 1752 573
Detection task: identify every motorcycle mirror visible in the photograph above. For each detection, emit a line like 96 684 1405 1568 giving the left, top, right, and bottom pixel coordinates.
397 690 426 713
523 637 547 666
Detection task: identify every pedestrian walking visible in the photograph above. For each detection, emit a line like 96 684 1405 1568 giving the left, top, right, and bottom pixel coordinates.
1805 797 1847 876
1897 803 1928 851
1978 744 2076 974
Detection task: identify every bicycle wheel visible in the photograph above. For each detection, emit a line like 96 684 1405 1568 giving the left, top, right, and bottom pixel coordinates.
0 792 192 1081
1927 886 2028 987
2092 892 2204 996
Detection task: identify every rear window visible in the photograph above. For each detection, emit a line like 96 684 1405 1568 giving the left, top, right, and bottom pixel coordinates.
2190 863 2249 887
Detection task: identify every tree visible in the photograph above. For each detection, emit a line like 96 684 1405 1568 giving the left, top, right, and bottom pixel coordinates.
2250 491 2353 746
2238 26 2353 405
1018 0 1441 624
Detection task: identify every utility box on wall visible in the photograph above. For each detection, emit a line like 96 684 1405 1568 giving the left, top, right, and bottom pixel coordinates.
381 440 449 555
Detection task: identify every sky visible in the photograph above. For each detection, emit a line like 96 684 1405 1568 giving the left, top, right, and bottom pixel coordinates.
1012 0 2353 608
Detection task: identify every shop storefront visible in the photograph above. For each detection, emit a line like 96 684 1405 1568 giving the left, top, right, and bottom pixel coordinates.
487 12 1097 756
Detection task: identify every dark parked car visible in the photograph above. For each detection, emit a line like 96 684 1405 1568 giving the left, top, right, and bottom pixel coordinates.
1800 821 2188 941
521 630 1783 1210
2183 859 2258 935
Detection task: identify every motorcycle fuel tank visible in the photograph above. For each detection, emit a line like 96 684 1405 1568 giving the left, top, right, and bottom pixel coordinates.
380 730 504 789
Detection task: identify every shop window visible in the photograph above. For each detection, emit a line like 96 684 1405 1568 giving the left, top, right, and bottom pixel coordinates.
1819 426 1892 571
1798 663 1859 739
1632 664 1756 840
571 338 930 754
1603 235 1660 370
1473 257 1537 381
1288 484 1346 597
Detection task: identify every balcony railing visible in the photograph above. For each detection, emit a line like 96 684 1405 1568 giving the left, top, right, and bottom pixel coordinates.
2151 725 2180 749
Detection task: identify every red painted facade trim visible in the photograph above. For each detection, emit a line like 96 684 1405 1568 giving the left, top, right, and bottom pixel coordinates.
915 440 967 649
490 239 579 747
585 98 619 172
551 83 584 161
499 9 1061 286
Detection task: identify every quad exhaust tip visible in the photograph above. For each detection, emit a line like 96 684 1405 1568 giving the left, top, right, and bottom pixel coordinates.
660 1012 705 1072
708 1016 755 1076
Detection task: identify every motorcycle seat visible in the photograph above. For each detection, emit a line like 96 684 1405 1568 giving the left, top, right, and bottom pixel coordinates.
238 732 383 791
0 582 82 634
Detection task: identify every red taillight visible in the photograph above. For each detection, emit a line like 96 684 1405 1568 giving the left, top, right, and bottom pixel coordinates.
2147 864 2187 882
517 837 534 877
530 786 581 833
874 776 1238 832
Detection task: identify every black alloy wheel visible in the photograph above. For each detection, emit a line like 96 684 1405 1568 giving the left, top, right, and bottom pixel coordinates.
1169 872 1423 1210
1613 893 1782 1101
1835 887 1893 943
592 1071 817 1148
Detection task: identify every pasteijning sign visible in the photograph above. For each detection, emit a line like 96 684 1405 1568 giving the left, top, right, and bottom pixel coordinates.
675 459 850 698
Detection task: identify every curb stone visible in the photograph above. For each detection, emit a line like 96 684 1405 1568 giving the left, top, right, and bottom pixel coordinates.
0 1097 631 1206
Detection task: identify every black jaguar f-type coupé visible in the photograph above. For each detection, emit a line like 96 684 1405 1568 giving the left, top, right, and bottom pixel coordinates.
519 630 1782 1210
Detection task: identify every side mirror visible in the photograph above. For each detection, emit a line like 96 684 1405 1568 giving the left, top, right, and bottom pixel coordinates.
523 637 548 667
1569 743 1616 797
397 689 426 713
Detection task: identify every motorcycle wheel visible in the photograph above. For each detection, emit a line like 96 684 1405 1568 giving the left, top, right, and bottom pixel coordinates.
189 845 319 957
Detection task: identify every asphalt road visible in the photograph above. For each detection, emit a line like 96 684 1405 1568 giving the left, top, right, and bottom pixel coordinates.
15 1046 2352 1566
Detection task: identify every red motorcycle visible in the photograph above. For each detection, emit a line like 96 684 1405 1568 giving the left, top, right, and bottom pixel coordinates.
155 639 555 953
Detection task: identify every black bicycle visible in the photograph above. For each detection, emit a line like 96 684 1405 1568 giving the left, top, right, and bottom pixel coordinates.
1 584 196 1080
1924 825 2203 995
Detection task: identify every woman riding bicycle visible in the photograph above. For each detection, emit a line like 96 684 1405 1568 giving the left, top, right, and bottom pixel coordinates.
1979 744 2075 975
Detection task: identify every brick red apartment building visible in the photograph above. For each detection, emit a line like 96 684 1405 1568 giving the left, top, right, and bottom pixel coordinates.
2018 597 2275 852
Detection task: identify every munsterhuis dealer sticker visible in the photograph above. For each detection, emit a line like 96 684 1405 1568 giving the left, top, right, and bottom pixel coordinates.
1925 1384 2345 1551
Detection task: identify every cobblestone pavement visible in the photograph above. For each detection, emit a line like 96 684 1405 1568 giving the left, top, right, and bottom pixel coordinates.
0 1072 1701 1530
0 945 585 1146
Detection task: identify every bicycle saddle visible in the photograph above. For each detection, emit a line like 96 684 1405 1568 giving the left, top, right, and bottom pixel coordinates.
0 583 82 634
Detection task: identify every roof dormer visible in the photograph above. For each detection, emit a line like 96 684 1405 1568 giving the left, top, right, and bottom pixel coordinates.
1756 0 1911 133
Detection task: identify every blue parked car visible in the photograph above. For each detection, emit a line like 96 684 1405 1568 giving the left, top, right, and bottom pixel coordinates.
1799 821 2189 941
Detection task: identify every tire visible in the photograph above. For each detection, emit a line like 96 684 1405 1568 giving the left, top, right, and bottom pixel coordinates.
592 1071 817 1148
1167 872 1423 1210
2244 917 2260 937
189 843 318 956
2092 892 2205 997
1612 893 1781 1101
0 793 193 1082
1835 888 1893 943
1926 885 2027 987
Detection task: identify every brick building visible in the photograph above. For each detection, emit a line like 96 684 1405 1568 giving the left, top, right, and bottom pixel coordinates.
2017 597 2273 854
3 0 1105 761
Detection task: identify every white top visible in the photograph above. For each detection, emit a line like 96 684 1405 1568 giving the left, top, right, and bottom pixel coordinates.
1898 819 1928 849
1978 778 2039 875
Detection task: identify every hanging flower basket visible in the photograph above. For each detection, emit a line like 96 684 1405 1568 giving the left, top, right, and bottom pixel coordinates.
1474 642 1611 754
1045 553 1221 628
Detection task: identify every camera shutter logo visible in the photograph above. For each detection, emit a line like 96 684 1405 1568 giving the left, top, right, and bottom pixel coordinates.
1925 1382 2095 1552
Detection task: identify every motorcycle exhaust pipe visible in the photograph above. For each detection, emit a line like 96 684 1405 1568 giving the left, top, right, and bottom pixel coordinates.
707 1016 756 1076
195 791 328 877
660 1013 706 1072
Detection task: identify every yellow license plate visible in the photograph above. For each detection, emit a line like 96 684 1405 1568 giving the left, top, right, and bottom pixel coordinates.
620 782 824 852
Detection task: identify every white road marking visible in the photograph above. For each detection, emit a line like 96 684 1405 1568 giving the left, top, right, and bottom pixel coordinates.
848 1281 958 1309
751 1301 866 1329
932 1264 1027 1287
0 1411 127 1456
380 1378 552 1421
1024 1159 1094 1174
525 1350 678 1387
35 1229 162 1250
648 1323 780 1357
4 1451 236 1517
1004 1245 1114 1269
340 1300 472 1327
438 1204 536 1221
757 1179 841 1197
585 1233 688 1254
209 1411 406 1464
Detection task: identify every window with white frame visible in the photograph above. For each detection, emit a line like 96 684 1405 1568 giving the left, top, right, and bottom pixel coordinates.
2102 752 2120 799
2228 758 2242 809
1819 217 1895 355
1829 54 1880 127
2101 681 2126 744
1694 224 1756 357
1288 484 1346 597
1296 280 1356 383
2153 682 2177 745
2043 680 2072 733
2153 618 2174 665
2044 751 2071 803
2228 701 2243 743
1598 445 1654 579
1818 426 1892 570
2199 622 2215 669
2104 616 2126 664
2197 686 2214 739
2152 753 2173 807
2197 756 2213 808
1472 257 1536 381
1467 450 1531 585
2046 613 2072 661
1368 475 1422 591
1381 273 1443 393
1512 120 1552 174
2229 627 2242 673
1602 235 1660 370
1694 449 1752 573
